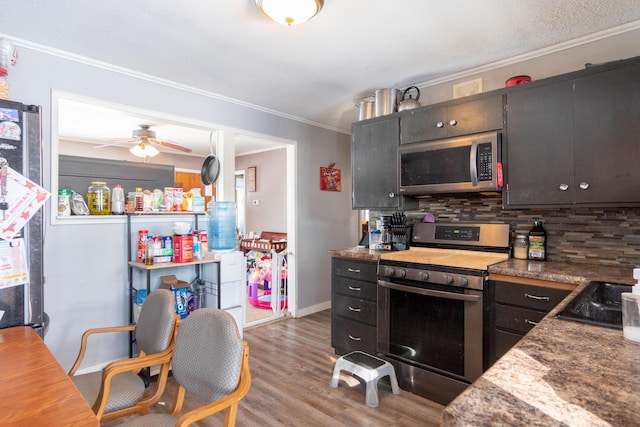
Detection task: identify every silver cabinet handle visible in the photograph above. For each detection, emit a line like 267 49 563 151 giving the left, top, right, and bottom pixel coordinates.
348 306 361 312
436 121 444 128
525 319 539 326
579 182 590 190
525 293 550 301
449 119 457 126
348 335 362 341
347 268 361 273
559 183 569 191
388 192 395 198
348 286 362 291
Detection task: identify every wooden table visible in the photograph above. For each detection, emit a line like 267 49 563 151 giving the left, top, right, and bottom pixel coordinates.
0 326 99 426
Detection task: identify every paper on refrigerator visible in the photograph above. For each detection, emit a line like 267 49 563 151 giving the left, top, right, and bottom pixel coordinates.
0 166 50 241
0 237 29 289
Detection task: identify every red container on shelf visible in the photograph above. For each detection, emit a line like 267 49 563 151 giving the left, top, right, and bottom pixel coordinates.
137 230 149 262
172 235 194 263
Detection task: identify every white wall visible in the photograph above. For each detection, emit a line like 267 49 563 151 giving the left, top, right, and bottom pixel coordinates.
8 47 356 370
418 27 640 106
236 149 287 235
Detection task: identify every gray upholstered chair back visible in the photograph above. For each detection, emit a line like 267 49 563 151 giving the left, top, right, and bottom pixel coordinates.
172 308 243 403
135 289 176 355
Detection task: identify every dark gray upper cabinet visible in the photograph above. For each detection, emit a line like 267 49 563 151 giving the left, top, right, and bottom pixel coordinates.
573 63 640 205
504 80 575 206
505 59 640 207
400 94 504 144
351 116 401 209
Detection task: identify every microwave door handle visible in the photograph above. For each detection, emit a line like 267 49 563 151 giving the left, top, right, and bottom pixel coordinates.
469 140 478 186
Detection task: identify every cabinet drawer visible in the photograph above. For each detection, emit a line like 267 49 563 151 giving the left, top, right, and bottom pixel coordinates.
332 294 377 325
332 316 377 355
332 258 377 282
494 281 569 312
494 329 523 361
332 276 377 301
495 303 546 334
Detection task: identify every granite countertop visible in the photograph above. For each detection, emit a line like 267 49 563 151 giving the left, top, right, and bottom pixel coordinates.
327 247 383 262
442 259 640 426
328 249 640 425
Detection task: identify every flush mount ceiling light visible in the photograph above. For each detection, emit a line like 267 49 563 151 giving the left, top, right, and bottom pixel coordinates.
255 0 324 26
130 141 159 158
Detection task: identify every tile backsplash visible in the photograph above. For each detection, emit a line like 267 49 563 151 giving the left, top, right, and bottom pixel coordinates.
372 194 640 267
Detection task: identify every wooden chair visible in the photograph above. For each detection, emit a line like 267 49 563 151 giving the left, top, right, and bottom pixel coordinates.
117 308 251 427
68 289 179 422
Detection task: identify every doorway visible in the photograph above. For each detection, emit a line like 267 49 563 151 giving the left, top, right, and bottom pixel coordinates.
236 147 290 327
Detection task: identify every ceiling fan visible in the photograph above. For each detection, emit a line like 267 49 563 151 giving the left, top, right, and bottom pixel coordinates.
94 124 193 157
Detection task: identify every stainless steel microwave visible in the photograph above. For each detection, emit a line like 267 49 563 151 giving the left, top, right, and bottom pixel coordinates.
398 131 503 195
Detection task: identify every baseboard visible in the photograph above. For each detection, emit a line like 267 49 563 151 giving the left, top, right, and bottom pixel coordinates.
295 300 330 318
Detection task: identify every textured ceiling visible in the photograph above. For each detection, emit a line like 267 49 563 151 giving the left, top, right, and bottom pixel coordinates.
2 0 640 150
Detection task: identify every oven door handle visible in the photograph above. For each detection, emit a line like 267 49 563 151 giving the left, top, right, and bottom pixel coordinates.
378 280 481 302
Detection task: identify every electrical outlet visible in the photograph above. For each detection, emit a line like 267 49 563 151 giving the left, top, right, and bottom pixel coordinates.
252 199 259 205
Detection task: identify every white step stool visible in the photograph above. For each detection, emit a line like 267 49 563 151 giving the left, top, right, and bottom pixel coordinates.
330 351 400 407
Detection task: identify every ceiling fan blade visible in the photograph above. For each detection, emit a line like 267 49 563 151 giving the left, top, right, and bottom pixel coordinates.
106 137 137 142
150 138 193 153
93 140 133 149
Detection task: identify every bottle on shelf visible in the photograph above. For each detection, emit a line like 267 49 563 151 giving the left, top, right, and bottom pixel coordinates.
144 236 154 265
111 184 125 215
528 220 547 261
193 231 203 260
134 187 144 212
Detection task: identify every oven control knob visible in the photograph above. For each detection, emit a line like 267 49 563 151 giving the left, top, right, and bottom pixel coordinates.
420 272 430 281
459 277 469 287
379 266 395 277
443 274 454 284
394 269 406 278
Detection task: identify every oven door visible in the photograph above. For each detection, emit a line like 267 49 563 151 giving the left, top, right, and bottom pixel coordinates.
377 279 484 383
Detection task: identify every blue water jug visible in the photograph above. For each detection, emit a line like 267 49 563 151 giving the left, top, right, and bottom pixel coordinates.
207 201 237 252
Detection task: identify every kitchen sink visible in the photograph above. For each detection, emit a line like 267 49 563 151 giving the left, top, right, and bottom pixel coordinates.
556 281 632 329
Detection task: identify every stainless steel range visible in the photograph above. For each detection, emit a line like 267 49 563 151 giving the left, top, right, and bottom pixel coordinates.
377 222 510 405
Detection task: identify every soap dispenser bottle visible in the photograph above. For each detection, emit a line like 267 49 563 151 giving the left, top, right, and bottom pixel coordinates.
622 268 640 343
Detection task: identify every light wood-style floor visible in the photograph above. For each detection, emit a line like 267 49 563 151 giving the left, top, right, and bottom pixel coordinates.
103 310 444 426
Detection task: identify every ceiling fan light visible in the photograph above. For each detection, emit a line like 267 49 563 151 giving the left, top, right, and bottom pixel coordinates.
130 143 159 158
256 0 323 26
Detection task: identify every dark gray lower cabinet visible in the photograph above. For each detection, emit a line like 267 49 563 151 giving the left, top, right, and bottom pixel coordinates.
331 257 378 355
487 280 569 368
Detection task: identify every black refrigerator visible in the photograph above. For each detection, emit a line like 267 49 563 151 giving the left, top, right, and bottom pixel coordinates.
0 99 46 336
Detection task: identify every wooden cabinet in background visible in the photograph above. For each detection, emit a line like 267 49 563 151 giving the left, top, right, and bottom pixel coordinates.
175 171 215 207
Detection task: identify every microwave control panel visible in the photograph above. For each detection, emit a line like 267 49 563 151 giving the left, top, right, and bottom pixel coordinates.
478 143 493 181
